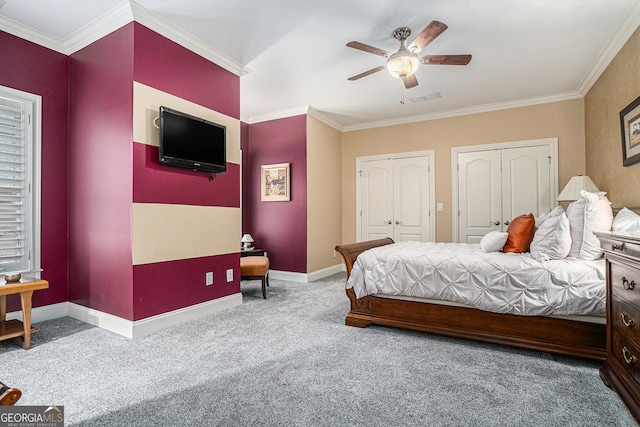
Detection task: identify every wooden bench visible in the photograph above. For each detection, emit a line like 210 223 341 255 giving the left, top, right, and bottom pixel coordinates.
240 256 270 299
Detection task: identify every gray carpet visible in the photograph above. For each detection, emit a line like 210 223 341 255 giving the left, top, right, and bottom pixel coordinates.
2 273 637 426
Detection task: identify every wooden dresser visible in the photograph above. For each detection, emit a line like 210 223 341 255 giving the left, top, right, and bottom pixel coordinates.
598 231 640 422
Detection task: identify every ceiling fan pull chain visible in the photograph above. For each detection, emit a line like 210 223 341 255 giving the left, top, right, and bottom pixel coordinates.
400 84 405 105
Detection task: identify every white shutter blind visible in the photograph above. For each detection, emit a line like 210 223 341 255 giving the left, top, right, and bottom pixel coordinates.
0 95 29 273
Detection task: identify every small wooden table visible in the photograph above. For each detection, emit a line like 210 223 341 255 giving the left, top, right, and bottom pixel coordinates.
0 278 48 349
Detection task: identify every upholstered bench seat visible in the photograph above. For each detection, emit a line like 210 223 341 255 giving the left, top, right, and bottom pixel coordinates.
240 256 269 299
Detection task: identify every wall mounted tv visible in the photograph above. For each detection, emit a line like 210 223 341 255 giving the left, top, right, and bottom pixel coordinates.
159 106 227 173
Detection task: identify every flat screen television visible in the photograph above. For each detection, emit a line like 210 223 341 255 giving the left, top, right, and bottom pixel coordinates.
159 106 226 173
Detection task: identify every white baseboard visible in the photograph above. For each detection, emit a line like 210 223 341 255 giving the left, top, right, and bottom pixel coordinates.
269 264 345 283
7 293 243 339
307 264 345 282
6 302 68 323
130 293 242 338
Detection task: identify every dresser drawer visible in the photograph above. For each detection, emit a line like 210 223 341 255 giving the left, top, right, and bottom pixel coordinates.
600 233 640 260
611 296 640 343
610 258 640 306
612 327 640 384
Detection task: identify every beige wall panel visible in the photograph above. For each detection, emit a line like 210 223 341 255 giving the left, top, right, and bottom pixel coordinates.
132 82 240 164
307 116 343 272
341 99 585 244
132 203 241 265
585 26 640 208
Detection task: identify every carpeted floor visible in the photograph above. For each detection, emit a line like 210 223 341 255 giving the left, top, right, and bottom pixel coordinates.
2 273 637 426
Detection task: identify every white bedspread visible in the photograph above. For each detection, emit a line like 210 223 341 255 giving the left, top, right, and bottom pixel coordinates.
347 241 606 317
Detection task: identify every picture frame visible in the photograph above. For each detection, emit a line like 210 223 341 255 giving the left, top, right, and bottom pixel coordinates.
261 163 290 202
620 94 640 166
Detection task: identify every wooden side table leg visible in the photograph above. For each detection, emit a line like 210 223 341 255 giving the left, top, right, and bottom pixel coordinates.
19 291 34 350
0 295 6 322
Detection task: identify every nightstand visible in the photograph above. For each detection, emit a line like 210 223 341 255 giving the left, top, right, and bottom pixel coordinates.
597 231 640 423
240 249 267 257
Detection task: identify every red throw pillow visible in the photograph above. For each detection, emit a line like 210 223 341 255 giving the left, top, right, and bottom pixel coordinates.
503 213 535 253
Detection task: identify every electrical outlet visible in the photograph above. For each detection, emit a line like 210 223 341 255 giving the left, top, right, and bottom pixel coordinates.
333 250 337 258
206 272 213 286
226 269 233 282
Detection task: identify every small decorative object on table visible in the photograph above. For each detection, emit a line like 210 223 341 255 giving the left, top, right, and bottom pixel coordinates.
4 273 21 283
241 234 254 251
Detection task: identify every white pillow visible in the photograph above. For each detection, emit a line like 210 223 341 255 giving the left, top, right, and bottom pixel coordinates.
480 231 509 252
612 207 640 234
567 190 613 260
535 206 564 229
530 212 571 261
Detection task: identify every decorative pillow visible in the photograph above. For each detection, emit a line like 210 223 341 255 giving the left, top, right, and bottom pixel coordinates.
503 213 536 253
530 212 571 261
612 207 640 235
535 206 564 229
479 231 509 252
567 190 613 260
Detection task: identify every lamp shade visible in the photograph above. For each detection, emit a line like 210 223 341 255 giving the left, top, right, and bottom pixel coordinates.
556 175 600 201
386 50 420 79
241 234 254 243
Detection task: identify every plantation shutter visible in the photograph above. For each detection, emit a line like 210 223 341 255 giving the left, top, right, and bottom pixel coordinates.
0 94 31 273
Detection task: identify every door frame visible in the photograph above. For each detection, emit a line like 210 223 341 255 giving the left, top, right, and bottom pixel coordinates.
451 138 558 242
356 150 435 242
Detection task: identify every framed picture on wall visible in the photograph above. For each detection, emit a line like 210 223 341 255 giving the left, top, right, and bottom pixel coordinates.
620 94 640 166
261 163 290 202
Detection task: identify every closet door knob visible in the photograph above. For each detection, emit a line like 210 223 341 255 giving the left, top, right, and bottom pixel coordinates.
504 220 510 225
385 220 392 225
492 221 500 226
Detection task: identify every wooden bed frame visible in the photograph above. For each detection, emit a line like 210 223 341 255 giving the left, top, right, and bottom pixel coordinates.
335 238 606 360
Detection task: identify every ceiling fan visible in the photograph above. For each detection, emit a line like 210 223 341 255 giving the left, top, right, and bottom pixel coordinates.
346 21 472 89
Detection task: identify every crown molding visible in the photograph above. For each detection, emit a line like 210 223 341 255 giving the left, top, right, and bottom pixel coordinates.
0 14 66 54
242 105 345 131
129 1 249 77
341 91 583 132
243 105 311 124
64 2 133 54
0 1 248 77
306 107 343 131
577 1 640 95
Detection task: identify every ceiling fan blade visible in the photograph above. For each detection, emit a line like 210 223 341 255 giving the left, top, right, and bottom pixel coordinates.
421 54 472 65
402 74 419 89
408 20 448 52
348 66 386 81
346 41 391 57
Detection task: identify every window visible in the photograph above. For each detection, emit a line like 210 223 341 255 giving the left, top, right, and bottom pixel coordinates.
0 86 41 276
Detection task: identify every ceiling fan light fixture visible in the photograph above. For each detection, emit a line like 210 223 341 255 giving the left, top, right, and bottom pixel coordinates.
386 51 420 79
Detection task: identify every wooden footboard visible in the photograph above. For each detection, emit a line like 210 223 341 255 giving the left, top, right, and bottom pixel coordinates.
334 239 606 360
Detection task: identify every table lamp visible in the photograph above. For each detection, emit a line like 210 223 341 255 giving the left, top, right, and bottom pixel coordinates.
241 234 254 250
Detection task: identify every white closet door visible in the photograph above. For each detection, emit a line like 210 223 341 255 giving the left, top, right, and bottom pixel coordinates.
393 156 431 242
456 142 555 243
361 159 393 241
458 150 502 243
501 145 552 224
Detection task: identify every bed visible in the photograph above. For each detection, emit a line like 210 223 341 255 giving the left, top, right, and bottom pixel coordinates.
335 237 608 360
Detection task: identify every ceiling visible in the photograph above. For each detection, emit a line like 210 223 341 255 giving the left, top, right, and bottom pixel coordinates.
1 0 640 131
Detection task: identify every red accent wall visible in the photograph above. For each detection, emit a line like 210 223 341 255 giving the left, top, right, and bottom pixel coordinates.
68 24 135 318
133 24 239 120
0 31 69 312
132 254 239 320
133 143 240 207
247 116 307 273
131 23 241 320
